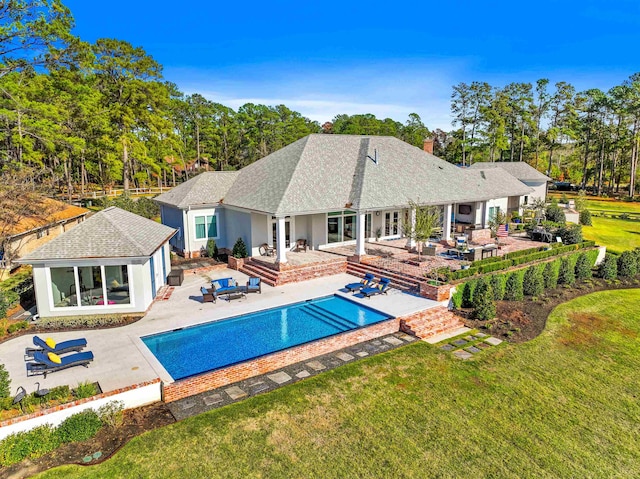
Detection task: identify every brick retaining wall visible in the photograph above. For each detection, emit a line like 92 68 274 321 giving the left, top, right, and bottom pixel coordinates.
163 317 401 402
275 260 347 285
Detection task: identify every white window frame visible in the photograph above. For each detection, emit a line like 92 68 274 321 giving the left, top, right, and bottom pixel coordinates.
193 213 219 241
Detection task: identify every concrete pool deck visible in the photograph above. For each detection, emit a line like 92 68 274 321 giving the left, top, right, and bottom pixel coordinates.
0 269 441 398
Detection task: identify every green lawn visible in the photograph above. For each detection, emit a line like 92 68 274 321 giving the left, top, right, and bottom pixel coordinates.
583 216 640 255
39 290 640 479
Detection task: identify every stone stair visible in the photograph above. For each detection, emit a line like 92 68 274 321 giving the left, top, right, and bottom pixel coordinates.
399 306 465 341
239 259 278 287
346 261 422 293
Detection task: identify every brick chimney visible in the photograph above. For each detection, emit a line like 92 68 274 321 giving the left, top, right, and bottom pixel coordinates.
423 138 434 155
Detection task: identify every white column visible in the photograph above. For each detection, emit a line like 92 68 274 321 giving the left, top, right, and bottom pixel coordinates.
443 204 452 241
356 213 366 256
405 208 416 249
276 216 287 264
481 201 490 228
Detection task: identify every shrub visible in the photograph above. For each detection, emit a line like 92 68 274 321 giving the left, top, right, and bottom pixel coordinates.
523 265 544 297
504 271 524 301
579 209 592 226
74 381 98 400
97 400 125 429
205 239 218 259
560 193 569 204
0 425 60 466
575 253 592 280
56 410 102 443
0 364 9 399
557 258 575 285
617 250 638 278
232 237 248 258
461 281 475 308
0 290 11 320
543 260 560 289
451 286 463 309
7 321 28 334
490 274 506 301
472 278 496 320
545 203 566 224
557 224 583 245
597 253 618 280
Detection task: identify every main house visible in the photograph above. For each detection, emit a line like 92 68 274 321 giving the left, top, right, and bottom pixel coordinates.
155 134 539 264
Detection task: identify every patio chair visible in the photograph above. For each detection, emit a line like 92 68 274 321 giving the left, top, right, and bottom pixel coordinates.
201 286 216 303
27 350 94 378
294 239 307 252
26 335 87 357
246 277 262 294
361 278 391 298
259 243 275 256
344 273 375 293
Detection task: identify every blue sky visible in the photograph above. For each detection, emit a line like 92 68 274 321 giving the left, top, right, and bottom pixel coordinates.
65 0 639 129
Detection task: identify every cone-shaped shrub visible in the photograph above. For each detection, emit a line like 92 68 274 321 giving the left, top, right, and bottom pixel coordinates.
543 260 559 289
617 250 638 278
523 265 544 296
597 253 618 280
490 274 506 301
472 277 496 320
574 253 592 280
461 281 475 308
504 271 524 301
232 237 248 258
557 258 575 285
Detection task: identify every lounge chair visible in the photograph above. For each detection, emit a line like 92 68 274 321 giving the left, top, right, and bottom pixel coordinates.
246 277 261 294
344 273 375 293
27 350 94 378
361 278 391 298
201 286 216 303
294 239 307 252
258 243 275 256
26 335 87 357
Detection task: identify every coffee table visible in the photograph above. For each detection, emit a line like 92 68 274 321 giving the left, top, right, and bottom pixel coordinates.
223 286 247 302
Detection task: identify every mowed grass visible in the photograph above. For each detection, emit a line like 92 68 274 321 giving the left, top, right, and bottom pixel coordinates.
39 290 640 479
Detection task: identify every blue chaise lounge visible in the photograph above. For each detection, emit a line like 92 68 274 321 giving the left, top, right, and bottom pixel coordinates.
26 335 87 357
27 350 94 378
361 278 391 298
345 273 375 293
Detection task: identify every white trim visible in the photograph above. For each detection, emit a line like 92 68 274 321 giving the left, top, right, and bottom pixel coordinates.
192 212 220 241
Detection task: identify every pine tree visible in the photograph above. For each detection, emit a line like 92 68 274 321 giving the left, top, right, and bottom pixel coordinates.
597 253 618 280
472 277 496 320
575 253 592 280
558 258 575 285
504 272 524 301
543 260 559 289
232 237 248 258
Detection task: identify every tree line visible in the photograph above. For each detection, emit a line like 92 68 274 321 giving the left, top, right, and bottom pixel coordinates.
0 1 638 199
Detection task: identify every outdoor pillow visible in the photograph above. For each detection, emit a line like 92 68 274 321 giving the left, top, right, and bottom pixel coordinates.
45 337 56 349
110 279 120 288
378 284 384 291
48 352 62 364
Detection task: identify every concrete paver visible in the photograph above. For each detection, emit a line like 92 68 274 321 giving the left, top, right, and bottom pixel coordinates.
225 386 247 400
267 371 292 384
485 337 503 346
453 350 473 360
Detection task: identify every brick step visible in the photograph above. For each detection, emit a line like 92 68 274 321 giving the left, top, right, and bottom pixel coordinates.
347 261 424 286
400 307 464 340
347 263 420 292
239 261 278 287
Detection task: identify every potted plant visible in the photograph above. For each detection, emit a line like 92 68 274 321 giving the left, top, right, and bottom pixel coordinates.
460 261 471 270
375 227 382 242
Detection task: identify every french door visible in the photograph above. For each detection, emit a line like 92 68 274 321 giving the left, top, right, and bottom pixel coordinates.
384 211 400 236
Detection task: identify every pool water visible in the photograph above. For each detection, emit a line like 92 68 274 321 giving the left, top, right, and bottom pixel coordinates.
142 295 392 380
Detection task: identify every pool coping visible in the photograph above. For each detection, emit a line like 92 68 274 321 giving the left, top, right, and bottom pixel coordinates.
166 330 419 421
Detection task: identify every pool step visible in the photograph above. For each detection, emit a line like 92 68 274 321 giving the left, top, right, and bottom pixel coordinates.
304 303 359 329
301 305 353 332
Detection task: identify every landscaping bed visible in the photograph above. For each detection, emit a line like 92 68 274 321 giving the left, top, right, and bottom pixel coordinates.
1 402 175 479
463 277 640 343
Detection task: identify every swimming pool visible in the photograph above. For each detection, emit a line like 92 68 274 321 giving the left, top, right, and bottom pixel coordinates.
142 295 392 380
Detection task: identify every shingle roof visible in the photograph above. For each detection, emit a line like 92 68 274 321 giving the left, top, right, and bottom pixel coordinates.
223 135 533 213
153 171 239 208
19 207 176 261
468 161 551 182
2 197 88 237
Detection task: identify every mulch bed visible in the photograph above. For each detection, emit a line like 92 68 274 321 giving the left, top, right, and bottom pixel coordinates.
462 277 640 343
2 403 176 479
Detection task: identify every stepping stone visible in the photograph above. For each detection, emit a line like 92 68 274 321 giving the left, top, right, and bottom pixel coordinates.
306 360 326 371
356 351 369 357
203 393 224 406
249 382 270 394
383 336 404 346
465 346 481 354
452 339 468 347
476 342 491 349
179 400 197 410
464 335 476 341
83 456 93 463
440 344 454 351
371 340 383 346
225 386 247 400
475 332 488 338
267 371 292 384
484 337 503 346
92 451 103 460
336 352 355 362
296 370 311 379
396 332 416 342
453 350 473 360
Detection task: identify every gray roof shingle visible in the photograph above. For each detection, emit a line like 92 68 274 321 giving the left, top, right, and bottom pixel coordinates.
468 161 551 182
19 207 176 261
154 171 238 208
